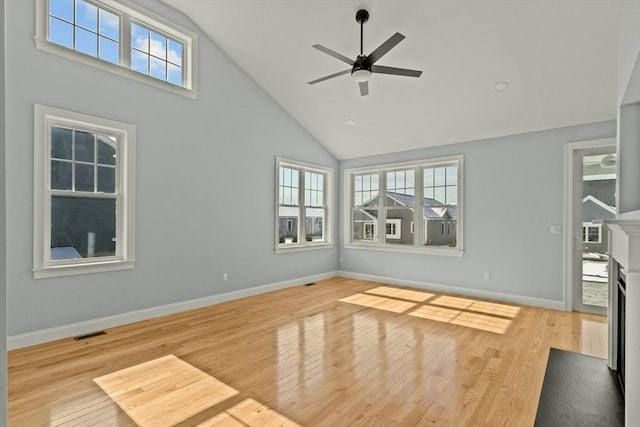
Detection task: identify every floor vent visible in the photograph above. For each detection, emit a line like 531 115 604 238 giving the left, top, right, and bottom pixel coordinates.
73 330 107 341
304 282 315 286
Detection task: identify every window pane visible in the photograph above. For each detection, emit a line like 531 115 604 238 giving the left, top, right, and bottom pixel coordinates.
99 36 119 64
305 208 324 242
51 127 73 159
97 166 115 193
50 0 73 22
49 17 74 48
278 206 299 244
76 0 98 32
131 49 149 74
51 196 116 259
131 23 149 53
352 209 378 242
446 185 458 205
434 187 446 204
168 39 183 65
51 160 72 190
446 165 458 186
98 8 119 40
386 208 413 245
424 168 434 187
75 26 98 57
97 136 116 165
167 63 183 86
75 131 95 162
149 56 167 80
423 208 457 247
75 163 95 192
354 175 362 191
150 31 166 60
434 167 446 186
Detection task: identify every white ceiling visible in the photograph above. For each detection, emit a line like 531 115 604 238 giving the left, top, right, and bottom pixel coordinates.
162 0 618 160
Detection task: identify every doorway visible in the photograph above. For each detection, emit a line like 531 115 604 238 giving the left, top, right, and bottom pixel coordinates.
564 139 616 314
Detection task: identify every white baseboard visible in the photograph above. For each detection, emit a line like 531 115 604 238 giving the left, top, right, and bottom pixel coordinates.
337 270 565 310
8 271 338 350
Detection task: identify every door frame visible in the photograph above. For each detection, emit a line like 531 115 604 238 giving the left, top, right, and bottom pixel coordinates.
564 138 616 313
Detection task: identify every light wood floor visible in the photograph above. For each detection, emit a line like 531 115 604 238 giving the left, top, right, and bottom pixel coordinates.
8 277 607 426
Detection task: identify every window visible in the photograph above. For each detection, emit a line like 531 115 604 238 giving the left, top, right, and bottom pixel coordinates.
34 104 135 278
36 0 197 97
276 158 333 252
345 156 463 255
582 224 602 243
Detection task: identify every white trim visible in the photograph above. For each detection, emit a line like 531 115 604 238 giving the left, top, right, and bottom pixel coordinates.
8 271 339 350
33 104 136 278
338 271 564 310
35 0 198 98
583 174 616 181
344 243 464 257
385 219 401 239
564 137 616 311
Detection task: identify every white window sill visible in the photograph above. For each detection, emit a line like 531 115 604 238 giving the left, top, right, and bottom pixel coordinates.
275 243 334 254
33 259 135 279
344 243 464 257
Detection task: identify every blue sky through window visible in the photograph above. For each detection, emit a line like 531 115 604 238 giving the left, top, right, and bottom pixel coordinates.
49 0 120 64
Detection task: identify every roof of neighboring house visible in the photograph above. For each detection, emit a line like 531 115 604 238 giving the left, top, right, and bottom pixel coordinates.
582 195 616 222
356 192 457 220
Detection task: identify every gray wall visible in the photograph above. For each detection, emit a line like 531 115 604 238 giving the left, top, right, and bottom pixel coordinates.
5 0 338 336
1 0 7 423
339 121 616 303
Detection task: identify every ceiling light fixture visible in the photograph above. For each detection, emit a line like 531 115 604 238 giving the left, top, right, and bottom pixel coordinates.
495 81 509 91
346 119 356 125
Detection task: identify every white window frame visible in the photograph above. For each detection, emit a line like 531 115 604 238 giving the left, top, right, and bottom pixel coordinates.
33 104 135 278
582 223 602 244
35 0 198 98
386 219 401 239
275 157 333 253
344 155 464 256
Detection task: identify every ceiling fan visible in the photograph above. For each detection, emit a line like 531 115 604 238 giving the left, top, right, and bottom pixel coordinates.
308 9 423 96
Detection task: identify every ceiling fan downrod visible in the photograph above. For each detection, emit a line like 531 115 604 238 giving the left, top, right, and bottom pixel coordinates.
356 9 369 56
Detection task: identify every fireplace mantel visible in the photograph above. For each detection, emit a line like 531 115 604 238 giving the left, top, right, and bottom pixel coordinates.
596 210 640 426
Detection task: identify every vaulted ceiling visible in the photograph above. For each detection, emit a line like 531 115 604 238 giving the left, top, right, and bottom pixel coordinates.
162 0 618 160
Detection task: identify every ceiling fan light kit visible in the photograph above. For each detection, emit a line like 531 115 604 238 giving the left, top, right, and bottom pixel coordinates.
308 9 423 96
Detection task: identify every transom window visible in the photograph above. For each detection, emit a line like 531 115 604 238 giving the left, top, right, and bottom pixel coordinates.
276 158 333 252
345 156 463 255
36 0 197 96
34 104 135 278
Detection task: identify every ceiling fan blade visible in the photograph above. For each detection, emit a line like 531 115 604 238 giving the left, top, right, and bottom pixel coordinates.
307 69 351 85
312 44 354 65
371 65 422 78
359 81 369 96
365 32 405 65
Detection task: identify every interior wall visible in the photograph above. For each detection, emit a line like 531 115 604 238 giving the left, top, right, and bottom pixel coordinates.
4 0 338 337
1 0 7 423
339 121 616 305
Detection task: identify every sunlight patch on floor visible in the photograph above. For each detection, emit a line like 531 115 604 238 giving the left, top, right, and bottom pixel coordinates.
339 287 519 334
93 355 300 426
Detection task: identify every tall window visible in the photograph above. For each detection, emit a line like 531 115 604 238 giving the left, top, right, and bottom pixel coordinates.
276 158 332 251
34 104 135 278
36 0 197 95
345 156 463 255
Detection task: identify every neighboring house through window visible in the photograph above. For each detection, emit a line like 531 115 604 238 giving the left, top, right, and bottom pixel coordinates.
276 158 333 252
345 156 463 255
33 104 135 278
36 0 197 97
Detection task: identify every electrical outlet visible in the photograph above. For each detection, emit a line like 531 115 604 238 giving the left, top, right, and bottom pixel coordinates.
484 271 490 280
222 272 228 281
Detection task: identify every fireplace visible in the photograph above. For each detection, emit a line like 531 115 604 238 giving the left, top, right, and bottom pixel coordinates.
597 210 640 426
617 265 625 393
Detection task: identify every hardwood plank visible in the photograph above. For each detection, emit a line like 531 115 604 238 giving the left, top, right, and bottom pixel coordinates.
8 277 608 426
